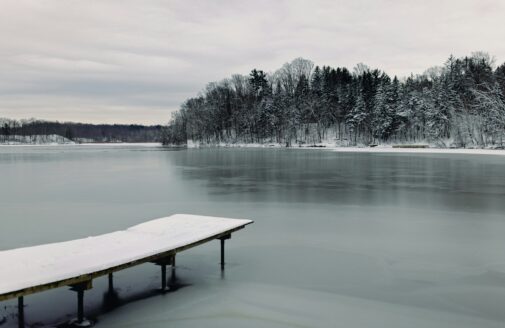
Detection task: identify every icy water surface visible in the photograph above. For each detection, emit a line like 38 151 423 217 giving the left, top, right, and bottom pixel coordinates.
1 145 505 327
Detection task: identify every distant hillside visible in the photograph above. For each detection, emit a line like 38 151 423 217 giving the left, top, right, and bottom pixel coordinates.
0 118 164 144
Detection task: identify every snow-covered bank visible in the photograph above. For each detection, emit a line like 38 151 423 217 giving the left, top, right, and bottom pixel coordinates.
186 140 505 156
0 138 161 147
76 142 161 147
0 134 75 145
329 146 505 156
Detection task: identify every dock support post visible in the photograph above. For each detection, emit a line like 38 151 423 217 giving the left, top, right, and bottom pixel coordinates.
69 280 93 327
77 289 84 323
152 254 175 291
219 234 231 270
170 255 177 287
161 264 167 290
108 272 114 292
220 239 225 270
18 296 24 328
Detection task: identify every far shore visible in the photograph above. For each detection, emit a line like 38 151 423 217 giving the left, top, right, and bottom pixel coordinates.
0 142 162 147
328 146 505 156
184 142 505 156
3 141 505 156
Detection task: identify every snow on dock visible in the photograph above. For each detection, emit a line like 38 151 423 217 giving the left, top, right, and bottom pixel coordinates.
0 214 252 301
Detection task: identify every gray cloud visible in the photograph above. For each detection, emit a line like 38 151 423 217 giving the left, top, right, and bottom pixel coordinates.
1 0 504 124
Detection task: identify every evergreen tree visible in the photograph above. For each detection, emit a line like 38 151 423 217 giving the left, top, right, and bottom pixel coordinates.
162 53 505 148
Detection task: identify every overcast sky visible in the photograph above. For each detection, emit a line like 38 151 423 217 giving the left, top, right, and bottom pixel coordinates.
1 0 504 124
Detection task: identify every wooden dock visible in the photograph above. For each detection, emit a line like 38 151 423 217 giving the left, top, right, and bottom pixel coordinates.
0 214 253 327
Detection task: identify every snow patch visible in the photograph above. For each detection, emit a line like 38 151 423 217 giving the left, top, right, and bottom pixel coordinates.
0 134 75 145
186 139 505 156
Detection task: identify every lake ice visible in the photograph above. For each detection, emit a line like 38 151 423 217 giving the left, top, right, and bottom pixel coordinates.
1 145 504 327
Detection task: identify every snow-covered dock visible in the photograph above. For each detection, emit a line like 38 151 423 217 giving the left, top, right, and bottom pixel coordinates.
0 214 253 326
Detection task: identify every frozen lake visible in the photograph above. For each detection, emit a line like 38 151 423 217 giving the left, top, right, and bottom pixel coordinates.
1 145 505 327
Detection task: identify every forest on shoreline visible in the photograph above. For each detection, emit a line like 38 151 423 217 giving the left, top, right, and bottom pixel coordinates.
163 52 505 148
0 119 163 143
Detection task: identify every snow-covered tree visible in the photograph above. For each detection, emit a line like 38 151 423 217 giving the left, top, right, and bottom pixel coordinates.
162 53 505 148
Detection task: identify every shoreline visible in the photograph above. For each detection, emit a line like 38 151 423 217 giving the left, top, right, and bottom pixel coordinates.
0 142 162 147
2 142 505 156
186 142 505 156
327 146 505 156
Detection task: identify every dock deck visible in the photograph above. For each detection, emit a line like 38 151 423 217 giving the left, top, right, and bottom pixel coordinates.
0 214 253 326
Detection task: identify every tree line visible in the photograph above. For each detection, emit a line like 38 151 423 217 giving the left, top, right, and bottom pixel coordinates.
163 53 505 148
0 118 163 143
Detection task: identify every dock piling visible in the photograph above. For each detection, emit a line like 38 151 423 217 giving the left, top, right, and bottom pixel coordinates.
219 234 231 270
18 296 24 328
108 273 114 292
77 289 84 323
153 254 175 291
161 264 167 290
220 239 225 269
69 280 92 327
